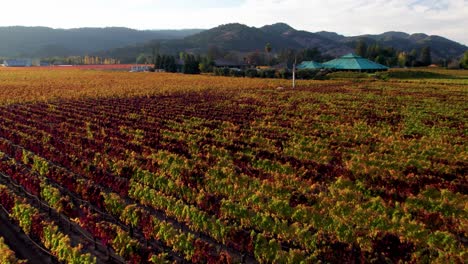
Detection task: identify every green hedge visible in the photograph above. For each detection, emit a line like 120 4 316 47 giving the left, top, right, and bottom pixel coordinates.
327 71 369 79
213 67 329 80
229 69 245 77
296 69 319 79
245 69 259 78
376 70 453 79
259 69 276 78
213 67 230 76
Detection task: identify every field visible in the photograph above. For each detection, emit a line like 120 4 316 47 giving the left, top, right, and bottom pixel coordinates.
0 68 466 263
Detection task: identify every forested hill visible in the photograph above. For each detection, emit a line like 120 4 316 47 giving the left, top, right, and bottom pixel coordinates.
1 24 466 64
0 26 202 57
96 23 467 63
336 31 468 62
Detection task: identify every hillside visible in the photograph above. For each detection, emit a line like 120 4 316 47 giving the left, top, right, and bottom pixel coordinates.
183 23 300 52
96 23 354 61
0 26 202 57
1 23 466 63
97 23 467 63
338 31 467 60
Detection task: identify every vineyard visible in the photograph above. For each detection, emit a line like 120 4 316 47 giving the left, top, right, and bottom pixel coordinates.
0 68 466 263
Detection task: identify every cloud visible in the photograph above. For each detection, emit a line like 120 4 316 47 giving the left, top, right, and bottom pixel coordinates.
0 0 467 45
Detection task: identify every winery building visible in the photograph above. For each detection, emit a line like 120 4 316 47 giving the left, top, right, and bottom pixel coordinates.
298 53 388 72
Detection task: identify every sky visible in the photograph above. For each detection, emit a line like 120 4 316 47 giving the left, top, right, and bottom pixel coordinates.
1 0 467 45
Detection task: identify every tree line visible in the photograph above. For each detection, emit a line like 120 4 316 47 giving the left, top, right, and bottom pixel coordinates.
145 45 468 75
147 53 207 74
41 56 120 65
121 41 467 72
355 40 433 67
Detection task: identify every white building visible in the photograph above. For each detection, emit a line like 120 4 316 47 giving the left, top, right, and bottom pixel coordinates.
3 59 33 67
130 65 152 72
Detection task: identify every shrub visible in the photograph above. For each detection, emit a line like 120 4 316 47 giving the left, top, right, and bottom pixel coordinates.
327 71 369 79
376 70 453 79
245 69 259 78
229 69 245 77
313 70 331 80
275 69 292 79
213 67 230 76
296 69 319 80
259 69 276 79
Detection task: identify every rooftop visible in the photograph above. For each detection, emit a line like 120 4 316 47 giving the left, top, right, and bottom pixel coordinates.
297 61 323 69
323 53 388 70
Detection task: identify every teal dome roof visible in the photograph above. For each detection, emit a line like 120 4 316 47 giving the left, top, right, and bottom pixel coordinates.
323 53 388 70
297 61 324 69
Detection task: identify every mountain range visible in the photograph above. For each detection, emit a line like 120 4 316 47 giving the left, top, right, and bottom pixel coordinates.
1 23 466 63
0 26 202 58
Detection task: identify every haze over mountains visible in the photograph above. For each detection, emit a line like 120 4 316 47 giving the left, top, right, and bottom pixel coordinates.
1 23 466 63
0 27 202 58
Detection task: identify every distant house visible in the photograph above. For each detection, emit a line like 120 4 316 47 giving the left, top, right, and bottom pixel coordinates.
3 59 32 67
256 66 272 70
271 62 288 70
323 53 388 72
130 65 152 72
214 59 247 69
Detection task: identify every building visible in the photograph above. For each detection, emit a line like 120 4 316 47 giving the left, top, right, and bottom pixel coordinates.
271 62 288 70
323 53 388 72
256 66 272 70
3 59 32 67
297 61 324 70
130 65 152 72
214 59 247 69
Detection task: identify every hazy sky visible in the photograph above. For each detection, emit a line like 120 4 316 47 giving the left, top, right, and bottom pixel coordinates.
1 0 467 45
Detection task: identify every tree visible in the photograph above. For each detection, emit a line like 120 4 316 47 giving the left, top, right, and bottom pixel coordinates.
223 52 241 64
277 48 299 69
386 56 398 67
265 43 272 65
152 42 160 65
161 55 178 72
179 52 185 61
447 59 461 69
420 46 432 66
154 54 177 72
136 53 148 64
299 48 322 62
207 45 224 60
375 55 386 65
367 44 381 60
408 49 418 67
182 54 200 74
161 55 168 70
461 50 468 69
154 55 162 69
397 52 408 67
199 56 215 73
246 51 265 66
265 43 272 54
355 40 368 57
166 56 177 72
